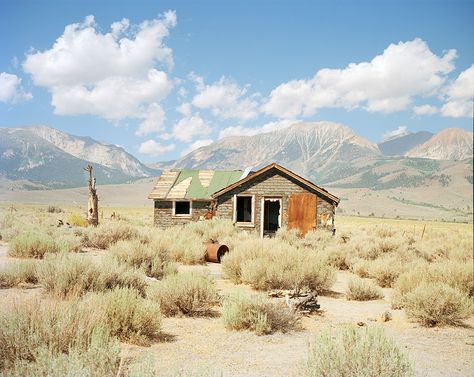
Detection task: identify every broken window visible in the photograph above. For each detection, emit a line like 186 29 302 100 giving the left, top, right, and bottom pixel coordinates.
236 196 252 222
174 201 191 216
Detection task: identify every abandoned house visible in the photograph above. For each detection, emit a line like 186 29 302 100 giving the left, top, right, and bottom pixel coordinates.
148 163 340 237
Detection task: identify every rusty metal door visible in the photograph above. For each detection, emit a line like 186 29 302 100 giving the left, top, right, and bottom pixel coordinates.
288 193 317 236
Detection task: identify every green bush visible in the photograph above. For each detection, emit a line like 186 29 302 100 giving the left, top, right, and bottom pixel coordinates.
346 277 384 301
404 282 473 327
0 260 39 288
68 212 89 227
148 271 218 316
81 221 139 249
109 239 176 279
222 238 336 294
83 288 162 346
8 231 59 258
222 290 298 335
0 299 120 375
304 326 414 377
38 254 147 299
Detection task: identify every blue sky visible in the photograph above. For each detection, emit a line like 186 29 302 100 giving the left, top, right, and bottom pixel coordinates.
1 0 473 162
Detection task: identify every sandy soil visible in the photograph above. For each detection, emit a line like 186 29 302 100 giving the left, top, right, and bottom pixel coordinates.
1 244 473 376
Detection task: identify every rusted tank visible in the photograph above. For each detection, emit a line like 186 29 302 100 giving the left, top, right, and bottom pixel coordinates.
204 242 229 263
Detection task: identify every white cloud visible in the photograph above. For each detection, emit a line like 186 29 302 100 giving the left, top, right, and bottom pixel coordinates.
219 119 298 139
263 39 456 117
413 104 438 115
180 139 214 156
0 72 32 103
173 114 212 142
176 102 192 116
138 139 175 157
22 12 176 133
441 64 474 118
136 103 166 136
382 126 410 142
191 76 259 121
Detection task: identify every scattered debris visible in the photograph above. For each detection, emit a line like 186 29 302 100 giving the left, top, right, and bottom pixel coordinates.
269 289 320 314
357 321 366 327
378 311 393 323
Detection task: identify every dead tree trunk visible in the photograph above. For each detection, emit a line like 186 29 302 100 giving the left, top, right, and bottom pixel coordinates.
84 164 99 226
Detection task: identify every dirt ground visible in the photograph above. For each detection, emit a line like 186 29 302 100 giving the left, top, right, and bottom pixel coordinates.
1 243 473 377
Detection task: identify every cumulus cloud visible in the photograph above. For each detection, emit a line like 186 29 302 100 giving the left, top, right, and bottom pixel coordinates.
191 76 259 121
263 39 456 117
0 72 32 103
441 64 474 118
218 119 298 139
22 12 176 133
138 139 175 157
382 126 410 142
172 114 212 142
180 139 214 156
413 104 438 115
136 103 166 136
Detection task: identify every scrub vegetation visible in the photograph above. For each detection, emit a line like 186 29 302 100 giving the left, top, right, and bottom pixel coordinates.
0 205 472 375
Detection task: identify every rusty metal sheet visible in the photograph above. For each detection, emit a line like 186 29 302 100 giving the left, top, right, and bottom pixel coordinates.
288 193 317 236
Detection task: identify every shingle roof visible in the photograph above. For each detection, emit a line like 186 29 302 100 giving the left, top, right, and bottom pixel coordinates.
148 169 244 200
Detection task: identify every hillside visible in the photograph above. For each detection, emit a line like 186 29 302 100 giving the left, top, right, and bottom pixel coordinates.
0 126 159 189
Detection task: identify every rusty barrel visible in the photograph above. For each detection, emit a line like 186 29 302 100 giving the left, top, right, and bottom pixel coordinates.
204 243 229 263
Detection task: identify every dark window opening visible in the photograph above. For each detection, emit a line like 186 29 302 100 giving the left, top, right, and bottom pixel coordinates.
236 196 252 222
175 201 191 215
263 199 281 236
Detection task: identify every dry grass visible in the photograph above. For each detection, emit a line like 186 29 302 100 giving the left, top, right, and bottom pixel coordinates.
404 282 473 327
109 239 176 279
8 231 59 258
83 288 162 346
148 271 218 317
0 299 120 376
222 238 336 294
0 260 39 288
346 277 384 301
81 220 139 249
38 254 147 299
304 325 414 377
222 290 299 335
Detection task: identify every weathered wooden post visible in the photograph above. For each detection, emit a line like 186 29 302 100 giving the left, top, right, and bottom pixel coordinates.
84 164 99 226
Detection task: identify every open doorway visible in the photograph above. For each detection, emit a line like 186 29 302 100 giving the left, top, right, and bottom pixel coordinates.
262 198 281 237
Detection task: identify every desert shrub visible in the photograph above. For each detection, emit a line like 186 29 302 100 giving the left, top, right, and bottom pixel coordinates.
148 271 218 316
346 277 384 301
47 205 63 213
8 231 59 258
275 226 300 246
320 245 350 270
223 238 336 293
351 258 371 278
83 288 161 346
391 260 473 309
222 290 298 335
0 299 120 375
68 212 89 227
56 233 83 253
148 228 206 265
109 239 176 279
0 260 39 288
38 254 146 299
81 221 139 249
303 325 414 377
186 218 237 242
404 282 473 327
368 256 404 288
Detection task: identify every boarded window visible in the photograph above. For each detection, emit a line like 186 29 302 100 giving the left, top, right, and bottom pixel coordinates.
174 201 191 215
236 196 252 222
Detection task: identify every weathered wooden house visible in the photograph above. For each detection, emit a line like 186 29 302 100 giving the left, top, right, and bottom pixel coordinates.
149 163 340 236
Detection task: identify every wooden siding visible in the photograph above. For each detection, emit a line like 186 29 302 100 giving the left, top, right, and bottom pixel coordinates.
215 169 335 235
153 200 211 228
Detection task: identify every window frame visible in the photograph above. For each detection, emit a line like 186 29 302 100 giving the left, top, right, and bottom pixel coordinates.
233 194 255 226
172 200 192 217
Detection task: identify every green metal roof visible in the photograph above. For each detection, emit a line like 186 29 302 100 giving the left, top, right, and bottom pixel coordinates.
148 169 244 200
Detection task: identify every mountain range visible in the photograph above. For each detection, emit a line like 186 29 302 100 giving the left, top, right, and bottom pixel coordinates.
0 122 472 191
0 126 158 189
